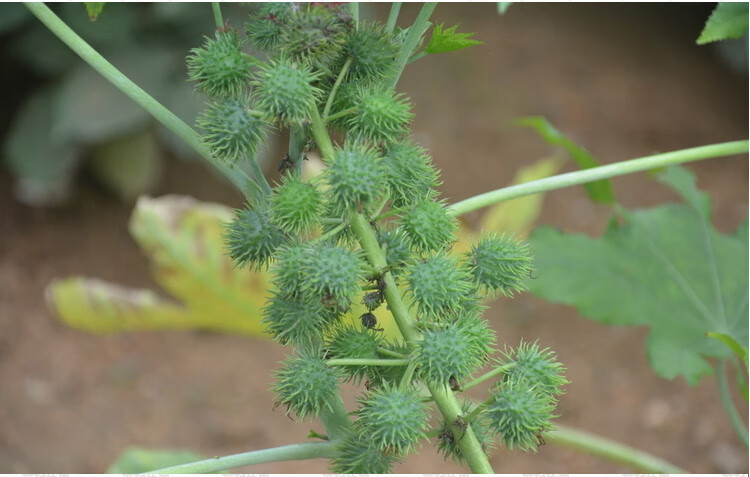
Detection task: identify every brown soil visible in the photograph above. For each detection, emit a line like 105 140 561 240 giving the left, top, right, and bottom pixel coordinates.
0 3 747 474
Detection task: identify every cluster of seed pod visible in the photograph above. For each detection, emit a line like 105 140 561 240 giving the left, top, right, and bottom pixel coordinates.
186 3 567 472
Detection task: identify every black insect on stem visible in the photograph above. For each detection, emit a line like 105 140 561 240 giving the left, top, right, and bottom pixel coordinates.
278 153 294 173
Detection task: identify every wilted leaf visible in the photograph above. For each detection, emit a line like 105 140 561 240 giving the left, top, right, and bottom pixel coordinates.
425 23 482 54
89 129 163 201
528 166 748 385
517 116 615 205
2 88 81 205
47 195 269 336
697 2 749 45
85 2 105 21
107 447 220 473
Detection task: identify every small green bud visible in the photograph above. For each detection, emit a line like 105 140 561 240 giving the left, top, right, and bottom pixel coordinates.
197 97 271 164
406 253 474 321
245 3 294 52
500 341 568 397
400 198 457 253
486 379 556 451
346 88 413 143
253 58 322 125
382 140 441 208
467 233 533 296
224 207 285 269
303 243 363 308
325 325 384 383
270 175 323 235
325 142 386 214
340 21 399 82
273 348 342 420
356 384 429 455
262 292 339 346
187 30 251 99
329 428 400 474
415 319 486 385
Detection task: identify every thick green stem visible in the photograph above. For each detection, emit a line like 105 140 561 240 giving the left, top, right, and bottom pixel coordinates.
289 125 306 178
448 140 749 217
24 2 263 203
547 425 688 473
386 2 402 32
349 2 359 29
211 2 223 29
389 3 437 89
327 358 409 367
716 360 749 446
145 442 336 474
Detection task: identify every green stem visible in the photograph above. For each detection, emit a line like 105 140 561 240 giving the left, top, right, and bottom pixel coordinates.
145 442 336 474
399 359 418 390
323 57 352 119
309 107 336 161
312 221 348 244
349 2 359 29
460 363 514 393
378 347 409 359
369 192 390 221
389 2 437 89
327 358 409 367
289 125 306 178
547 425 688 473
386 2 402 32
464 395 493 423
325 107 357 123
24 2 261 203
408 50 428 64
211 2 223 29
448 140 749 217
716 359 749 446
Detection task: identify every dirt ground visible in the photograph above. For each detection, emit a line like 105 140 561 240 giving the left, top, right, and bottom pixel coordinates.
1 3 748 474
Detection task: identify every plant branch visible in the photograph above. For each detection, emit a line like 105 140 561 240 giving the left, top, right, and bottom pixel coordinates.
349 2 359 29
24 2 263 203
323 57 352 119
389 2 437 89
460 363 514 393
211 2 223 29
448 140 750 217
408 50 428 64
145 442 336 474
386 2 402 32
326 358 410 367
547 425 688 473
716 359 749 446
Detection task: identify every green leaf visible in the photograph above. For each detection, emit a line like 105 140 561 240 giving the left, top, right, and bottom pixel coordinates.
107 447 222 473
528 166 748 385
85 2 105 21
424 23 482 55
517 116 616 204
697 2 749 45
46 195 270 336
497 2 513 14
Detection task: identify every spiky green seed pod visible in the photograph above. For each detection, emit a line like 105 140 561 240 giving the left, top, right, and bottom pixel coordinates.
303 243 363 308
340 21 399 82
400 199 457 253
270 242 312 292
454 311 496 362
253 58 322 125
437 401 496 465
407 253 474 321
356 384 429 455
378 229 413 277
467 233 533 296
382 140 441 208
280 5 347 69
187 30 251 99
325 325 384 383
262 292 339 346
329 428 400 474
325 142 386 214
500 342 568 397
270 175 323 235
346 88 413 143
197 97 271 164
273 348 342 420
225 207 286 269
245 3 294 52
486 380 556 451
415 319 487 385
